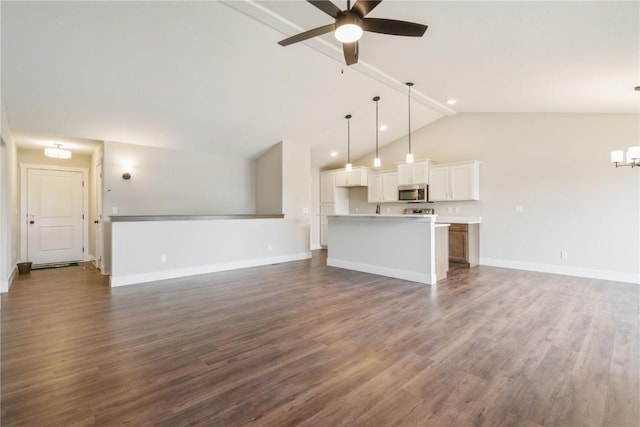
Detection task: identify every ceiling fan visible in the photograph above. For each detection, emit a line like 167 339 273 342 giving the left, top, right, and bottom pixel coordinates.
278 0 428 66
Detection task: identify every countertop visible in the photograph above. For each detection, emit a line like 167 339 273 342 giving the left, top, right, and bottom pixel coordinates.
328 214 436 219
110 214 285 222
435 216 482 224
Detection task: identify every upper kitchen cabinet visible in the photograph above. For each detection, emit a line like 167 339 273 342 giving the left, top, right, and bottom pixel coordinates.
367 172 399 203
397 160 430 185
429 160 481 201
320 171 336 203
335 166 368 187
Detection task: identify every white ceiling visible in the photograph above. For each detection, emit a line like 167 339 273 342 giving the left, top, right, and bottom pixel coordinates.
2 1 638 168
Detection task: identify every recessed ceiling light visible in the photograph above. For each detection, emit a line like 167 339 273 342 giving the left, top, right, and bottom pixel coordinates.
330 151 338 157
379 124 388 131
446 99 457 105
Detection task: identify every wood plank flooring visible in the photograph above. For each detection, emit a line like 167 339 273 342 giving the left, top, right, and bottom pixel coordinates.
2 252 638 426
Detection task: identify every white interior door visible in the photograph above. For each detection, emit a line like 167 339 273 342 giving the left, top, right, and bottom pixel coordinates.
27 168 84 264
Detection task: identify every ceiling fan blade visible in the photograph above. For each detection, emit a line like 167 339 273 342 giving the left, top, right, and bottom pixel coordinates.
351 0 383 18
362 18 428 37
343 41 359 65
278 23 336 46
307 0 343 19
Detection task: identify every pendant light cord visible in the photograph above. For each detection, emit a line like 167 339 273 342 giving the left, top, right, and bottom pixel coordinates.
345 114 352 164
407 83 412 155
375 97 379 158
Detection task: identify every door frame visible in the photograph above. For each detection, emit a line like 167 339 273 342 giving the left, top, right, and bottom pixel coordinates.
20 163 89 263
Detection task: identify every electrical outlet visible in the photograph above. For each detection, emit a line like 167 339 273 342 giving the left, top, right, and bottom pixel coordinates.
386 207 391 213
560 251 568 259
447 207 453 213
112 207 118 214
515 206 523 213
161 254 167 263
455 207 460 213
355 207 359 213
268 244 273 251
302 207 309 214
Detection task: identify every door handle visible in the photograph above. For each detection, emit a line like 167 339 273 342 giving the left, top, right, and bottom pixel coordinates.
94 220 99 224
29 220 35 224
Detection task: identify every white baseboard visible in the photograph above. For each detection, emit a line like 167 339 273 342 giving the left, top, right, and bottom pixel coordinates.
110 252 312 287
310 243 323 250
1 265 18 293
327 258 436 285
480 257 640 285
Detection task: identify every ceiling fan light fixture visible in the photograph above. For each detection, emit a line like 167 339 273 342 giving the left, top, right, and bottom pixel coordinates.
335 15 363 43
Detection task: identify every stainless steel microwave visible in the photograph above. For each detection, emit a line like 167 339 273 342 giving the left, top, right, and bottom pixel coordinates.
398 184 429 203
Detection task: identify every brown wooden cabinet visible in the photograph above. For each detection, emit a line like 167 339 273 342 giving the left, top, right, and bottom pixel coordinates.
448 223 479 267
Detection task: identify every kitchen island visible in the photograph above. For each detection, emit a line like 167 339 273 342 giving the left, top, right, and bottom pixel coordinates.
327 214 448 285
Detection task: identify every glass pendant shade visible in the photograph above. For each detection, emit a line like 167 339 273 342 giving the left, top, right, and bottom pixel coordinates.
406 153 414 164
346 163 353 172
373 157 381 167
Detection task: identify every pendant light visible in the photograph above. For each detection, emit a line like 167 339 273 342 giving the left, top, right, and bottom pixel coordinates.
373 96 381 167
405 82 414 164
345 114 352 172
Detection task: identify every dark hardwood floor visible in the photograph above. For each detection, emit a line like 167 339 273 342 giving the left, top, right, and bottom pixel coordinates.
2 251 638 426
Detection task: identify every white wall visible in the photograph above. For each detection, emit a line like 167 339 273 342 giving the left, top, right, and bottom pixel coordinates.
100 140 257 275
0 98 20 292
110 218 311 286
109 140 312 287
353 113 640 284
102 140 256 216
282 141 312 253
310 167 320 249
255 143 283 214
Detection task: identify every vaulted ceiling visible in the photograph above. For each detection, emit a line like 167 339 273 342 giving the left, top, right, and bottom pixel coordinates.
2 1 638 168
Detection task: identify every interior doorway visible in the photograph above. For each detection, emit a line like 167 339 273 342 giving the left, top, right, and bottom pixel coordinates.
21 164 89 265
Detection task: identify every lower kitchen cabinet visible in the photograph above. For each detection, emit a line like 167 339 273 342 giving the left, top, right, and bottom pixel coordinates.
449 223 479 267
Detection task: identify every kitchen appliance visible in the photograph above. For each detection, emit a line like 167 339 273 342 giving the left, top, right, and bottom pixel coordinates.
398 184 429 203
403 208 435 215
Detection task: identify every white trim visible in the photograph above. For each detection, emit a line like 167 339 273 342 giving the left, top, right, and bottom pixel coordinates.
1 265 18 293
20 163 90 263
327 258 436 285
480 257 640 285
110 252 312 287
310 243 323 250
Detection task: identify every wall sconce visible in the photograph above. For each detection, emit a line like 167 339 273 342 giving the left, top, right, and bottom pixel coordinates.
122 162 132 180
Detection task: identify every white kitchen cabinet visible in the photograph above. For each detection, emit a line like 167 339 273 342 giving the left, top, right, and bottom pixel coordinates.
428 160 480 201
319 203 334 246
335 166 368 187
368 172 399 203
319 169 350 247
320 171 335 203
397 160 430 185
